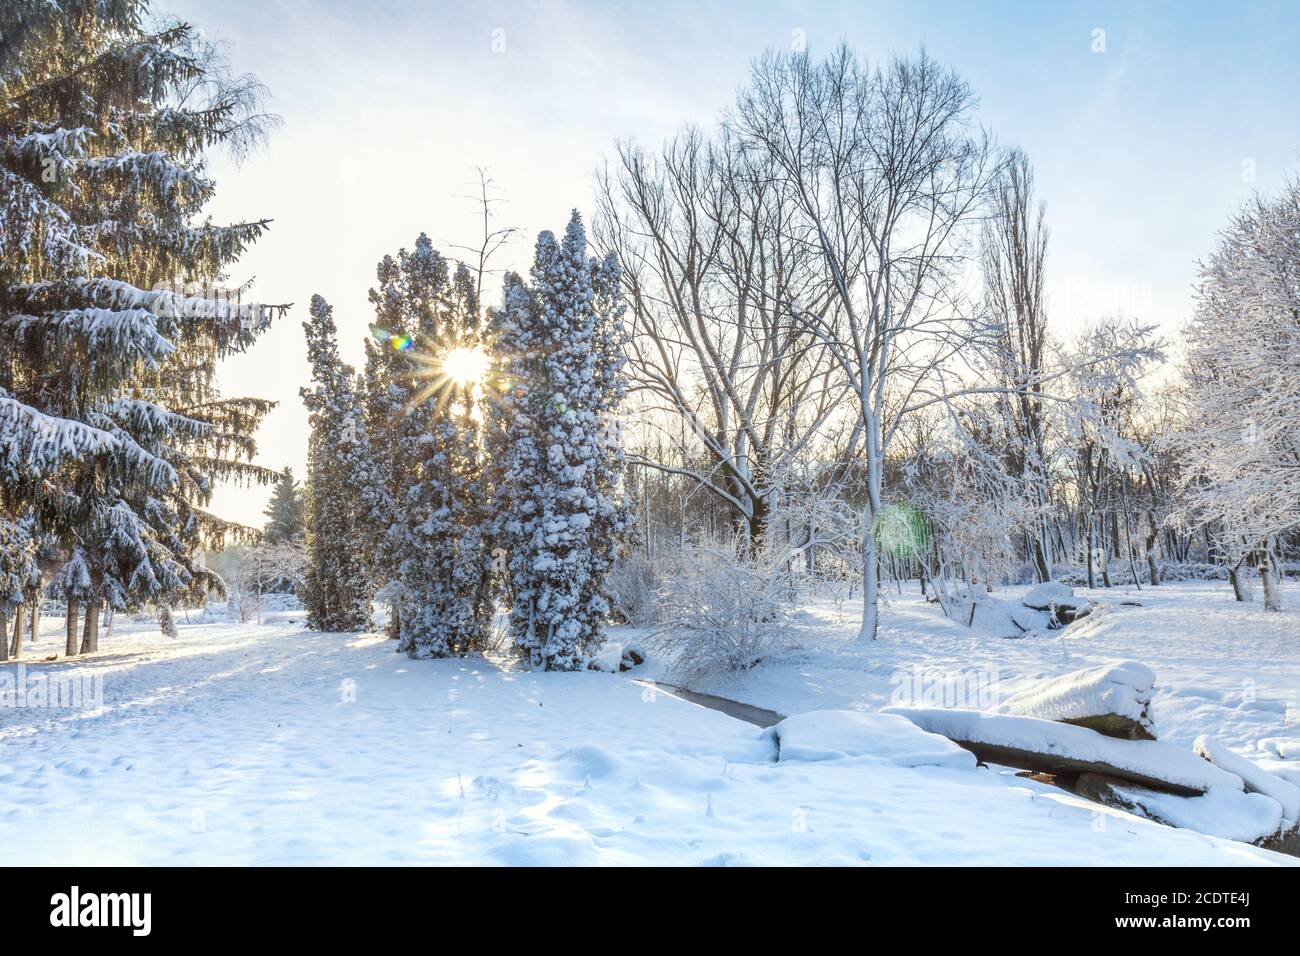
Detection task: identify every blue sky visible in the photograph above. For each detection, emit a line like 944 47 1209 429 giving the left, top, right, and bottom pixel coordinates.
168 0 1300 525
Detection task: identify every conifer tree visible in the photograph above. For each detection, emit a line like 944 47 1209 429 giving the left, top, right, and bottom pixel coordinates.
354 236 493 656
262 467 305 543
300 295 372 631
1 1 284 652
487 212 631 670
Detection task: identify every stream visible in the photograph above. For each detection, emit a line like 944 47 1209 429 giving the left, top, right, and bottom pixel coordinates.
632 679 785 728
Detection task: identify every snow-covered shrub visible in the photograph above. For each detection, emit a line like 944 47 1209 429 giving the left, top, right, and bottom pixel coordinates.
648 541 793 684
606 552 661 627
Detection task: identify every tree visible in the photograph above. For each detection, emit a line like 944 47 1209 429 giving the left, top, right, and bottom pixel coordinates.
262 467 305 543
732 46 999 639
389 243 493 659
1171 180 1300 611
0 1 284 654
351 233 493 655
981 149 1054 583
300 295 373 631
488 212 632 670
0 513 39 661
594 129 841 547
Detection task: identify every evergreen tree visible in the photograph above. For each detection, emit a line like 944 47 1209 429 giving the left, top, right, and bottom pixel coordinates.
0 513 39 661
356 235 493 657
262 467 305 543
300 295 372 631
0 1 283 653
487 212 631 670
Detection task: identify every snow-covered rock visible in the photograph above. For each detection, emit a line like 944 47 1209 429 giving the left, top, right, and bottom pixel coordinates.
1022 581 1080 611
998 661 1156 740
968 597 1054 637
1195 735 1300 824
770 710 977 769
884 706 1243 795
1010 604 1054 633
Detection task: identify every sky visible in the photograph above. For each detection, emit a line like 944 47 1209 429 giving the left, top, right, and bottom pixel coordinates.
169 0 1300 527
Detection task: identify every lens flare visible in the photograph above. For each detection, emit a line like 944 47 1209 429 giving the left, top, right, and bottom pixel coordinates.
442 346 490 385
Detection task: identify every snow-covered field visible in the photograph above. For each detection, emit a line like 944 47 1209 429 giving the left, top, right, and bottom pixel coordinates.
0 583 1296 866
674 582 1300 757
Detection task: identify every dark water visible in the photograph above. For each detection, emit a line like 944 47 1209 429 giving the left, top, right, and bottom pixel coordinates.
633 679 785 728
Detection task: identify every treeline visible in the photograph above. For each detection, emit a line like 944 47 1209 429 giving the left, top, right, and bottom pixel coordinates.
592 45 1298 623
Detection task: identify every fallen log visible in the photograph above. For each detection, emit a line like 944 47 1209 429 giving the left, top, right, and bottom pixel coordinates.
1075 772 1295 853
884 707 1242 796
998 661 1156 740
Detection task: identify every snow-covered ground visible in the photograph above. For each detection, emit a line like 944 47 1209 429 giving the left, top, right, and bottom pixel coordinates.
0 584 1295 866
670 582 1300 758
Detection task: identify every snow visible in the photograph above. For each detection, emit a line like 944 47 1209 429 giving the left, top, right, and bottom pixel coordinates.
884 707 1244 793
770 710 976 769
997 660 1154 731
1 603 1293 866
670 582 1299 760
1107 783 1285 845
1022 581 1082 610
1195 735 1300 824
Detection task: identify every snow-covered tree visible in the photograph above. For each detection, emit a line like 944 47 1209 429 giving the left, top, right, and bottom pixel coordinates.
1171 180 1300 611
0 513 39 661
488 212 631 670
387 240 493 658
262 467 305 543
0 1 284 653
300 295 373 632
350 235 493 654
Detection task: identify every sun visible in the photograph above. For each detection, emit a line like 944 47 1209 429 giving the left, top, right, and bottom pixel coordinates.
441 346 490 385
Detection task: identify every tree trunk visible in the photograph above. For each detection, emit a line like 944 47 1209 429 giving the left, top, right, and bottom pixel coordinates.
1100 516 1113 588
80 599 100 654
1085 521 1097 590
1229 555 1251 603
1031 535 1050 584
1145 511 1162 586
859 519 880 640
65 598 80 657
0 611 7 662
10 601 25 659
1259 538 1282 612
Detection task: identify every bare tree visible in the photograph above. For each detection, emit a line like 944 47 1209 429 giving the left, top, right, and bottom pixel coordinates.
595 128 844 546
981 149 1053 582
731 45 1000 638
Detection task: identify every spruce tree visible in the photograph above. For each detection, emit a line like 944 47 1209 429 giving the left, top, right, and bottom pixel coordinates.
263 467 305 543
300 295 373 631
0 1 284 652
487 212 630 670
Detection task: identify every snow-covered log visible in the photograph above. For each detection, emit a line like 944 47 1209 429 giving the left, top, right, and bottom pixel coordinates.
997 661 1156 740
1075 773 1294 851
884 707 1241 795
1194 736 1300 825
770 710 977 769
